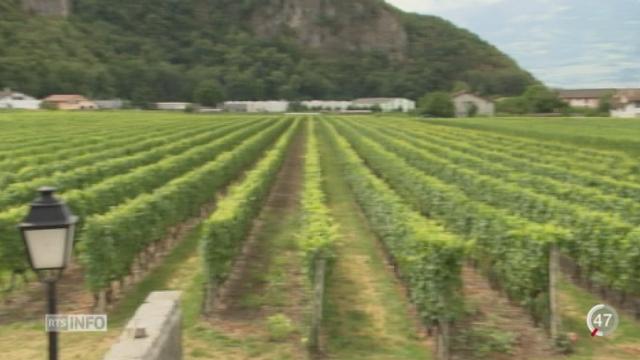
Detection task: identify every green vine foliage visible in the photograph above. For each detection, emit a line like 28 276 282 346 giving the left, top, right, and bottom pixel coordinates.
82 119 291 291
345 119 635 292
330 119 568 325
200 119 300 290
0 119 269 276
299 120 338 278
322 121 465 327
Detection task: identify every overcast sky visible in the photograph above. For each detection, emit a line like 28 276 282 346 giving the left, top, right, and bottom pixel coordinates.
386 0 640 88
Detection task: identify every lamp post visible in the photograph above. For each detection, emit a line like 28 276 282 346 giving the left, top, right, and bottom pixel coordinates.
18 187 78 360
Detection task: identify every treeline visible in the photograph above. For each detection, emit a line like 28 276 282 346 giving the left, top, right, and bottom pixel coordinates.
0 0 534 105
417 85 611 117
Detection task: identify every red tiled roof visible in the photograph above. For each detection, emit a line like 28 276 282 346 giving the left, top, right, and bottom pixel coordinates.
557 89 615 99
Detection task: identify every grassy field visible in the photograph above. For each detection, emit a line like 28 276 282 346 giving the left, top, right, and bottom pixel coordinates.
0 112 639 360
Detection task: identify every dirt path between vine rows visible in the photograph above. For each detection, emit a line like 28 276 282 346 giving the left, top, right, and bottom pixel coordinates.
201 127 310 359
454 266 555 360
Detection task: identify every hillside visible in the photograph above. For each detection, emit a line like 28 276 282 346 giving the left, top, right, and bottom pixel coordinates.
0 0 535 104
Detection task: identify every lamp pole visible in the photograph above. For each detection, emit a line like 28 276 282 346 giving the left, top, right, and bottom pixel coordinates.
18 187 78 360
47 279 58 360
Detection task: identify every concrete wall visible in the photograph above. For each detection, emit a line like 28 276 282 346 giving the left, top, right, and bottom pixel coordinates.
104 291 182 360
22 0 71 17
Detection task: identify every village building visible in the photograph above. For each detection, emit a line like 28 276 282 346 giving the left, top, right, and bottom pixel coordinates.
351 98 416 112
452 92 495 117
301 100 352 111
223 101 289 113
43 94 97 110
0 89 41 110
155 102 192 111
610 89 640 118
557 89 615 109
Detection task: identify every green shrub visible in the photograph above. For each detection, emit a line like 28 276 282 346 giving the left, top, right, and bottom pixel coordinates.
266 314 295 341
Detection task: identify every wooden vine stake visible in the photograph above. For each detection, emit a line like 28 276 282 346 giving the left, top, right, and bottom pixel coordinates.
202 278 216 316
549 243 561 340
309 257 327 353
436 319 450 360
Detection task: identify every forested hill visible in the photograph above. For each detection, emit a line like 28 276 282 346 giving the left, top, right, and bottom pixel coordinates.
0 0 535 104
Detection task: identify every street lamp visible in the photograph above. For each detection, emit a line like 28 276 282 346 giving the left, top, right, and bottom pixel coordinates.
18 187 78 360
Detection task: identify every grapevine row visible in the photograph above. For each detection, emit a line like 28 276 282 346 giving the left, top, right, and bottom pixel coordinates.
0 120 275 274
200 119 300 310
82 119 292 292
412 118 632 168
0 119 259 210
0 119 187 162
381 120 640 203
0 119 232 183
370 122 640 225
321 121 465 334
387 118 637 182
345 119 634 292
300 120 337 270
300 120 337 349
330 119 566 324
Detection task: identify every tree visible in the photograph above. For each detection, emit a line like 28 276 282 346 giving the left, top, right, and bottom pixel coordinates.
598 92 615 114
193 82 225 107
418 92 455 118
523 85 565 113
467 103 478 117
496 96 529 114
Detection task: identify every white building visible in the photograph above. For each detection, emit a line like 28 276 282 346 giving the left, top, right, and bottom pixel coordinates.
156 102 192 111
611 90 640 118
301 100 352 111
223 101 289 113
351 98 416 112
452 92 495 117
0 89 41 110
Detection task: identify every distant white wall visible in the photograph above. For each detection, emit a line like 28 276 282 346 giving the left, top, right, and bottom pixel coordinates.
352 98 415 112
156 102 191 111
611 103 640 118
0 99 41 110
301 100 352 111
224 101 289 113
380 98 415 112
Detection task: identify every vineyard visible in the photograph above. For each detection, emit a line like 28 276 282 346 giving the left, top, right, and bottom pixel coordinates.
0 112 639 359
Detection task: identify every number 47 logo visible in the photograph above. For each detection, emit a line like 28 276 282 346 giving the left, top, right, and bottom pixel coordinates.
587 304 619 337
592 313 612 328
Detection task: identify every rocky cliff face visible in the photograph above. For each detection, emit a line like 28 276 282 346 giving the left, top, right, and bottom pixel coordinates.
250 0 407 58
22 0 70 17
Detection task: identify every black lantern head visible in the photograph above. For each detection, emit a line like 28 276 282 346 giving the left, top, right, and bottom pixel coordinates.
18 187 78 274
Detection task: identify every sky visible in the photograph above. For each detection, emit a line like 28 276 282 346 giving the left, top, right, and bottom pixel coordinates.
386 0 640 89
